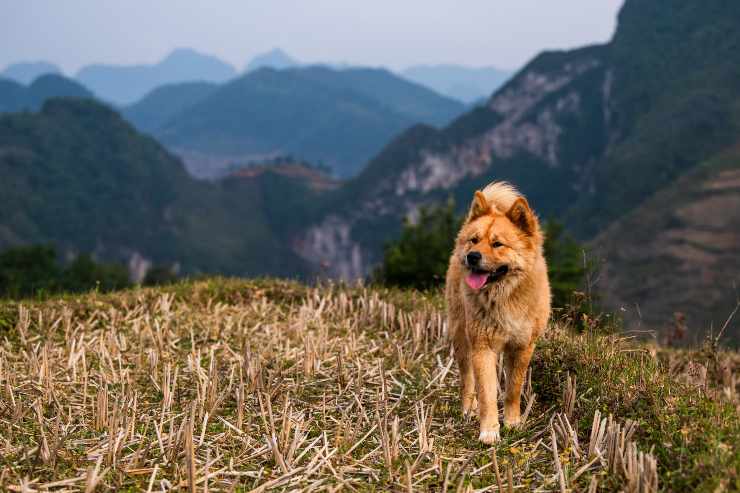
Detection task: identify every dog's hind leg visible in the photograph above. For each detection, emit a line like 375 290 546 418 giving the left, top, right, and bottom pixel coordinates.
503 343 534 428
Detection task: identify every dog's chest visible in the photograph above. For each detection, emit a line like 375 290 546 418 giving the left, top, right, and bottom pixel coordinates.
468 302 532 349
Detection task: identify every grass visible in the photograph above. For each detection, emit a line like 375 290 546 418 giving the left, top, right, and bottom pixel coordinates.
0 278 737 492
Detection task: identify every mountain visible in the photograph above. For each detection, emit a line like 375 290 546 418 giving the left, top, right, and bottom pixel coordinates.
402 65 512 103
593 147 740 343
289 0 740 338
0 98 312 278
76 48 236 105
122 81 218 133
0 74 93 113
154 65 466 177
1 61 62 84
246 48 299 71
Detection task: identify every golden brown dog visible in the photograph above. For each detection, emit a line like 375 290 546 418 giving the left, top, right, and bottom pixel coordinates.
445 182 551 444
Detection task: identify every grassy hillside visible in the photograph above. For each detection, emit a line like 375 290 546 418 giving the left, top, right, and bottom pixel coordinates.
156 66 465 177
0 279 737 491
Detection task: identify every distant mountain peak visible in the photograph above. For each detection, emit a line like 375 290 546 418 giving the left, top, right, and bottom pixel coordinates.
75 48 237 105
246 48 299 72
1 61 62 85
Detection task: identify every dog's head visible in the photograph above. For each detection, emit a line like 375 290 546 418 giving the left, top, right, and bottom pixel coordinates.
455 190 542 293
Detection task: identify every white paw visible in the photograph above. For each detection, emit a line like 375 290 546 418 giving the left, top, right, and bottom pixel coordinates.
478 429 500 444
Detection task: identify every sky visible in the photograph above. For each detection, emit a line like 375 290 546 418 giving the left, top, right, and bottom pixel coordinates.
1 1 624 74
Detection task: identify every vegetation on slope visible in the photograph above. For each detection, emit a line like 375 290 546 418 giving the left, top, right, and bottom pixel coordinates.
0 279 736 491
121 81 218 133
0 98 313 279
593 146 740 345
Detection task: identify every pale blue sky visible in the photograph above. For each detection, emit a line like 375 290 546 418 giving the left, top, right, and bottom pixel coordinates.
1 0 623 73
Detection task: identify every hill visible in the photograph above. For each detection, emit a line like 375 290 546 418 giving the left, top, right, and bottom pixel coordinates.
155 66 466 177
402 64 512 103
593 146 740 344
0 74 93 113
245 48 299 71
121 81 218 133
290 0 740 339
1 60 61 84
0 98 313 278
0 279 736 491
75 48 237 105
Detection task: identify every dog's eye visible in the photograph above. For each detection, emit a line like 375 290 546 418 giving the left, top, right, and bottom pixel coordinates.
492 241 504 248
469 236 479 244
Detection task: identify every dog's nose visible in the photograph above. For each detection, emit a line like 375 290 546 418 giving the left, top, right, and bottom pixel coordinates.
466 251 482 266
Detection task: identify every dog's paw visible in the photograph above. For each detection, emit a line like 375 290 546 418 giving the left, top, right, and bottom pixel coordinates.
478 428 500 444
462 395 478 418
503 415 522 428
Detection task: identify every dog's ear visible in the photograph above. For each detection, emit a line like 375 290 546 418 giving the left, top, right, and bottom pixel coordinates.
506 197 537 235
466 191 489 222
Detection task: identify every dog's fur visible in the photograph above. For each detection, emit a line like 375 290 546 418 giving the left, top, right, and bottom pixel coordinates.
445 182 551 444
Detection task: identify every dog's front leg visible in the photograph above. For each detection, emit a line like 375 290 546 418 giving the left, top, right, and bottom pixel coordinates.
472 344 499 444
503 343 534 428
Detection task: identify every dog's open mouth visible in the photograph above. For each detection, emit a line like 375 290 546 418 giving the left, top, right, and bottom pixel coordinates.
465 265 509 290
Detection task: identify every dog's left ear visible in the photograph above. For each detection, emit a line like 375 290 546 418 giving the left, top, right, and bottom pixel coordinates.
506 197 537 235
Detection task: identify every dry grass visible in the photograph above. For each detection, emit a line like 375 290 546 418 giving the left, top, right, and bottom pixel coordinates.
0 278 737 492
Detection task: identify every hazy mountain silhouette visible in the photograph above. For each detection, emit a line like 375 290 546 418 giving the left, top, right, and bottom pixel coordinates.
75 48 236 105
1 61 62 85
122 81 218 133
246 48 299 72
401 65 511 103
0 74 93 113
153 65 466 177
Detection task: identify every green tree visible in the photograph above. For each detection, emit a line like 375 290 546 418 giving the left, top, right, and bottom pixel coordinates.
0 245 131 299
0 245 60 298
374 201 459 289
542 221 588 308
62 254 130 293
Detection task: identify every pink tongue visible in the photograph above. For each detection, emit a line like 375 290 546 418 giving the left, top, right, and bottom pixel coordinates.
465 272 488 290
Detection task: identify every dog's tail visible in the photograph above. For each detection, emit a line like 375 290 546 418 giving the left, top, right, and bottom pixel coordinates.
480 181 521 214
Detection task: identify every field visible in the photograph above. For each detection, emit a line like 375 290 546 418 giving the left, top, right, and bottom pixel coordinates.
0 279 738 492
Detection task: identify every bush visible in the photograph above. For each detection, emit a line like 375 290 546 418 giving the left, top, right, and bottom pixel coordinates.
0 245 131 299
373 201 459 289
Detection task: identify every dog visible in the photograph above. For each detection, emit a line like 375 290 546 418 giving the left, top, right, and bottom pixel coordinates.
445 182 551 444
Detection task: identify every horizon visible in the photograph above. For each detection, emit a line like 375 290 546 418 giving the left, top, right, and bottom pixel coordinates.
1 1 622 74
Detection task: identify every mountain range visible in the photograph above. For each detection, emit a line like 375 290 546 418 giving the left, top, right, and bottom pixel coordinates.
127 65 466 178
75 48 237 105
289 0 740 339
1 61 62 85
401 64 512 104
0 0 738 341
0 74 92 113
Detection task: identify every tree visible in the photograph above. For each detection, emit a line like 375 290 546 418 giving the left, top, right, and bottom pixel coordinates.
0 245 60 298
374 201 459 289
542 221 588 308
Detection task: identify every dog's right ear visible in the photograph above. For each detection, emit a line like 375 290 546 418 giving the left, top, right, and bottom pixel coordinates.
466 191 489 222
